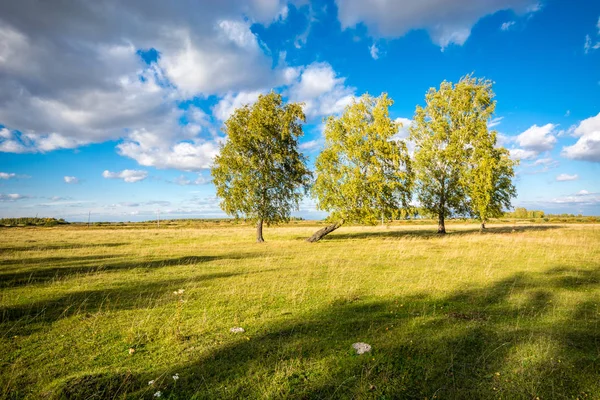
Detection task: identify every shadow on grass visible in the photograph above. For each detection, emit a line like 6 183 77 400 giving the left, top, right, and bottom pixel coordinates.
49 266 600 400
0 271 248 337
320 224 563 241
0 254 263 289
0 242 128 253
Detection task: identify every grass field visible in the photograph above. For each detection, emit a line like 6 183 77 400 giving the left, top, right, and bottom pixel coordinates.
1 222 599 399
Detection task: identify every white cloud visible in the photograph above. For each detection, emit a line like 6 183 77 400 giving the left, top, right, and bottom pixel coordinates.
501 21 516 31
584 35 598 54
102 169 148 183
393 118 413 140
0 172 16 179
63 176 80 184
335 0 540 49
550 191 600 206
509 148 538 161
159 20 273 96
369 43 380 60
488 116 504 128
299 139 322 151
213 90 265 121
561 113 600 162
117 137 220 171
584 16 600 54
0 193 29 201
172 175 210 185
515 123 557 153
286 62 356 118
533 158 555 166
556 173 578 182
0 0 294 166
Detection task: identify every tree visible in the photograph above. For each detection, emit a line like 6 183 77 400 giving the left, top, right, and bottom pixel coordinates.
307 93 412 242
469 146 517 230
211 92 311 242
409 75 515 234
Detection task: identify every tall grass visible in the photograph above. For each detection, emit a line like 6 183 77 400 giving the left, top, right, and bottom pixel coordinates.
0 223 598 399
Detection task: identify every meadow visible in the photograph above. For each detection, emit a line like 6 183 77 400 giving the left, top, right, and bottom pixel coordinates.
1 222 599 399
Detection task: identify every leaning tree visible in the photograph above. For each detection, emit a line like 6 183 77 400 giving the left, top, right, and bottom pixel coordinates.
211 92 311 242
409 75 516 234
307 93 413 242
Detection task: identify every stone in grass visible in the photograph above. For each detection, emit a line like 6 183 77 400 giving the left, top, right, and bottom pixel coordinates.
230 327 245 333
352 342 372 355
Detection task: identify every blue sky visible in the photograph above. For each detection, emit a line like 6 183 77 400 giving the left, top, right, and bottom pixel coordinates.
0 0 599 221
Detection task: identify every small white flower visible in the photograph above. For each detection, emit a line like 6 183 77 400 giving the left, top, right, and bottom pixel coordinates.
352 342 372 355
148 380 155 386
172 373 179 381
153 391 162 398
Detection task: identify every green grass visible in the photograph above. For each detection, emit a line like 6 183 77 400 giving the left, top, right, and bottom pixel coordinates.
1 223 599 399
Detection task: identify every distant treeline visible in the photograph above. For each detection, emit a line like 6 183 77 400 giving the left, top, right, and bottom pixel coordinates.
504 207 545 218
0 217 69 227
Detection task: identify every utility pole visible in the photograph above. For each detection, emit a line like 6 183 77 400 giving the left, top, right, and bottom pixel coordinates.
157 209 160 228
88 211 91 228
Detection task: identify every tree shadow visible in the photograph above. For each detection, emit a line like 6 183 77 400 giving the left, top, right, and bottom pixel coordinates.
0 242 128 253
0 254 263 289
320 224 563 241
0 271 248 337
50 266 599 399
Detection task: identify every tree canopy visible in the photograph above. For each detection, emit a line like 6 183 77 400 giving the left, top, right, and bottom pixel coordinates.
409 75 516 233
211 92 311 242
307 93 413 242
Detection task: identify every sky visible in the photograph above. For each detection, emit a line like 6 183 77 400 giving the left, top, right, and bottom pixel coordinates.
0 0 599 222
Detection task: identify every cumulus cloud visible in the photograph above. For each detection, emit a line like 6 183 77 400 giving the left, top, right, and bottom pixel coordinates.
63 176 80 184
117 138 220 171
213 90 265 121
0 0 294 166
562 113 600 162
509 148 538 161
515 123 557 153
286 62 356 118
102 169 148 183
335 0 540 49
556 173 578 182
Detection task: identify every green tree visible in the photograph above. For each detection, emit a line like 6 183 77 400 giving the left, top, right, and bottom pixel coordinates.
211 92 311 242
469 146 517 230
307 93 412 242
410 75 512 234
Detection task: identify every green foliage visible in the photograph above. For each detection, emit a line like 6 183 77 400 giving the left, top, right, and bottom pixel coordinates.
0 217 68 227
505 207 546 219
211 92 311 226
410 75 516 229
469 146 517 225
312 93 413 224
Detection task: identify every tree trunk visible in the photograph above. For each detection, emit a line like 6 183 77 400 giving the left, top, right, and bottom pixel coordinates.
306 220 344 242
480 221 486 231
437 213 446 234
256 219 265 243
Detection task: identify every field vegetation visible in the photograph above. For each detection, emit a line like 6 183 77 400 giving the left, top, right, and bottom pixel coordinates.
1 222 598 399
